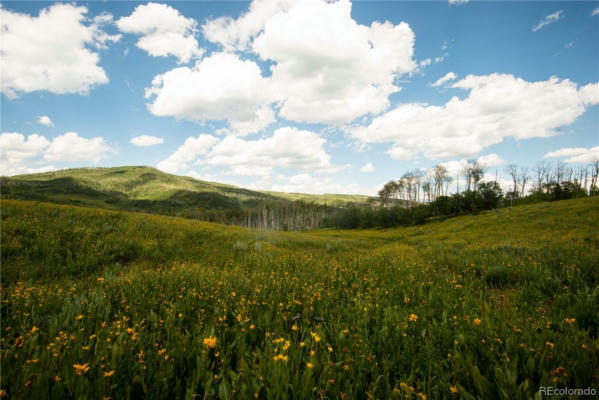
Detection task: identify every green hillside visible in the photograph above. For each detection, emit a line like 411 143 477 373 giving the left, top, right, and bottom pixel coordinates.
1 197 598 399
1 167 372 225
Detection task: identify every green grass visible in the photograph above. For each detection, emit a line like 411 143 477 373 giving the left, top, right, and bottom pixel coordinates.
1 197 598 399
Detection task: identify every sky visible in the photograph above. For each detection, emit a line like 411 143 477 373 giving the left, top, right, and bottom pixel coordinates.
1 0 598 195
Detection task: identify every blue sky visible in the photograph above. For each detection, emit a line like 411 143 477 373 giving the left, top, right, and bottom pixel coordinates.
1 0 598 194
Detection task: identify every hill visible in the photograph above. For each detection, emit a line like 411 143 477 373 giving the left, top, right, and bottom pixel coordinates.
1 197 598 398
1 166 373 229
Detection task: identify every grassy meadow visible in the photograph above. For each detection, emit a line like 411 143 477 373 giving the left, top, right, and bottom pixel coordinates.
1 197 598 399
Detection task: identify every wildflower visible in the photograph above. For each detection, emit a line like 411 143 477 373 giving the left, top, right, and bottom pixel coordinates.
306 362 314 368
250 324 255 330
327 346 333 353
546 341 555 350
564 317 576 324
178 313 183 318
474 318 481 326
104 370 115 378
299 341 305 347
311 332 321 342
54 376 61 382
418 394 427 400
97 278 104 283
409 314 418 322
403 297 411 304
291 324 298 331
75 315 84 321
29 326 39 334
450 386 458 394
203 336 217 349
273 354 288 361
73 363 90 375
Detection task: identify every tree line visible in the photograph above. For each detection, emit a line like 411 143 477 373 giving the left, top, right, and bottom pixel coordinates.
323 159 599 229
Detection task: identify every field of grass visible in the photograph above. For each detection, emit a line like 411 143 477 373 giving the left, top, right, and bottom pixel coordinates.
1 197 598 399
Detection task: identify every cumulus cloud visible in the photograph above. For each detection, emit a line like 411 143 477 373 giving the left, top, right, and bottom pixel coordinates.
145 52 274 135
253 173 376 195
593 7 599 16
253 0 417 124
532 10 564 32
200 0 418 126
361 162 375 172
432 72 457 87
1 4 118 98
206 127 333 175
350 74 599 160
157 135 220 174
37 116 54 127
544 146 599 163
477 153 505 168
116 2 202 63
202 0 295 51
157 127 334 177
43 132 113 163
0 132 111 175
130 135 164 146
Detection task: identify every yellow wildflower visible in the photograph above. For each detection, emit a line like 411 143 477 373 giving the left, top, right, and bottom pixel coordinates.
203 336 217 349
73 363 90 375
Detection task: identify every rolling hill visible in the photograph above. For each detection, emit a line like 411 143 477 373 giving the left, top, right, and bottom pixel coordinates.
1 166 373 227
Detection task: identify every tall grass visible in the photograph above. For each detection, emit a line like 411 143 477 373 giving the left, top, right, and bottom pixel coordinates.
1 198 598 399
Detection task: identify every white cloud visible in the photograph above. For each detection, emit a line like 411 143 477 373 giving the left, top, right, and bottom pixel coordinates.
202 0 295 51
432 72 457 87
0 133 51 175
477 153 505 168
37 115 54 127
157 127 335 177
420 58 432 67
206 127 333 174
130 135 164 146
116 2 202 63
592 7 599 16
448 0 470 6
1 4 118 98
434 54 447 63
532 10 564 32
201 0 418 126
145 52 274 135
252 0 417 124
262 173 375 195
44 132 113 163
361 162 375 173
564 41 574 49
351 74 599 160
1 131 111 175
157 135 220 174
544 146 599 163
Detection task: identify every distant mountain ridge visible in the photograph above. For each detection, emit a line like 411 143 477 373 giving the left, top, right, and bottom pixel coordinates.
1 166 372 229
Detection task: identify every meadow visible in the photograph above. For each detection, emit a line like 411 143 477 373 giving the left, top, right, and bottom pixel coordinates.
1 197 598 399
